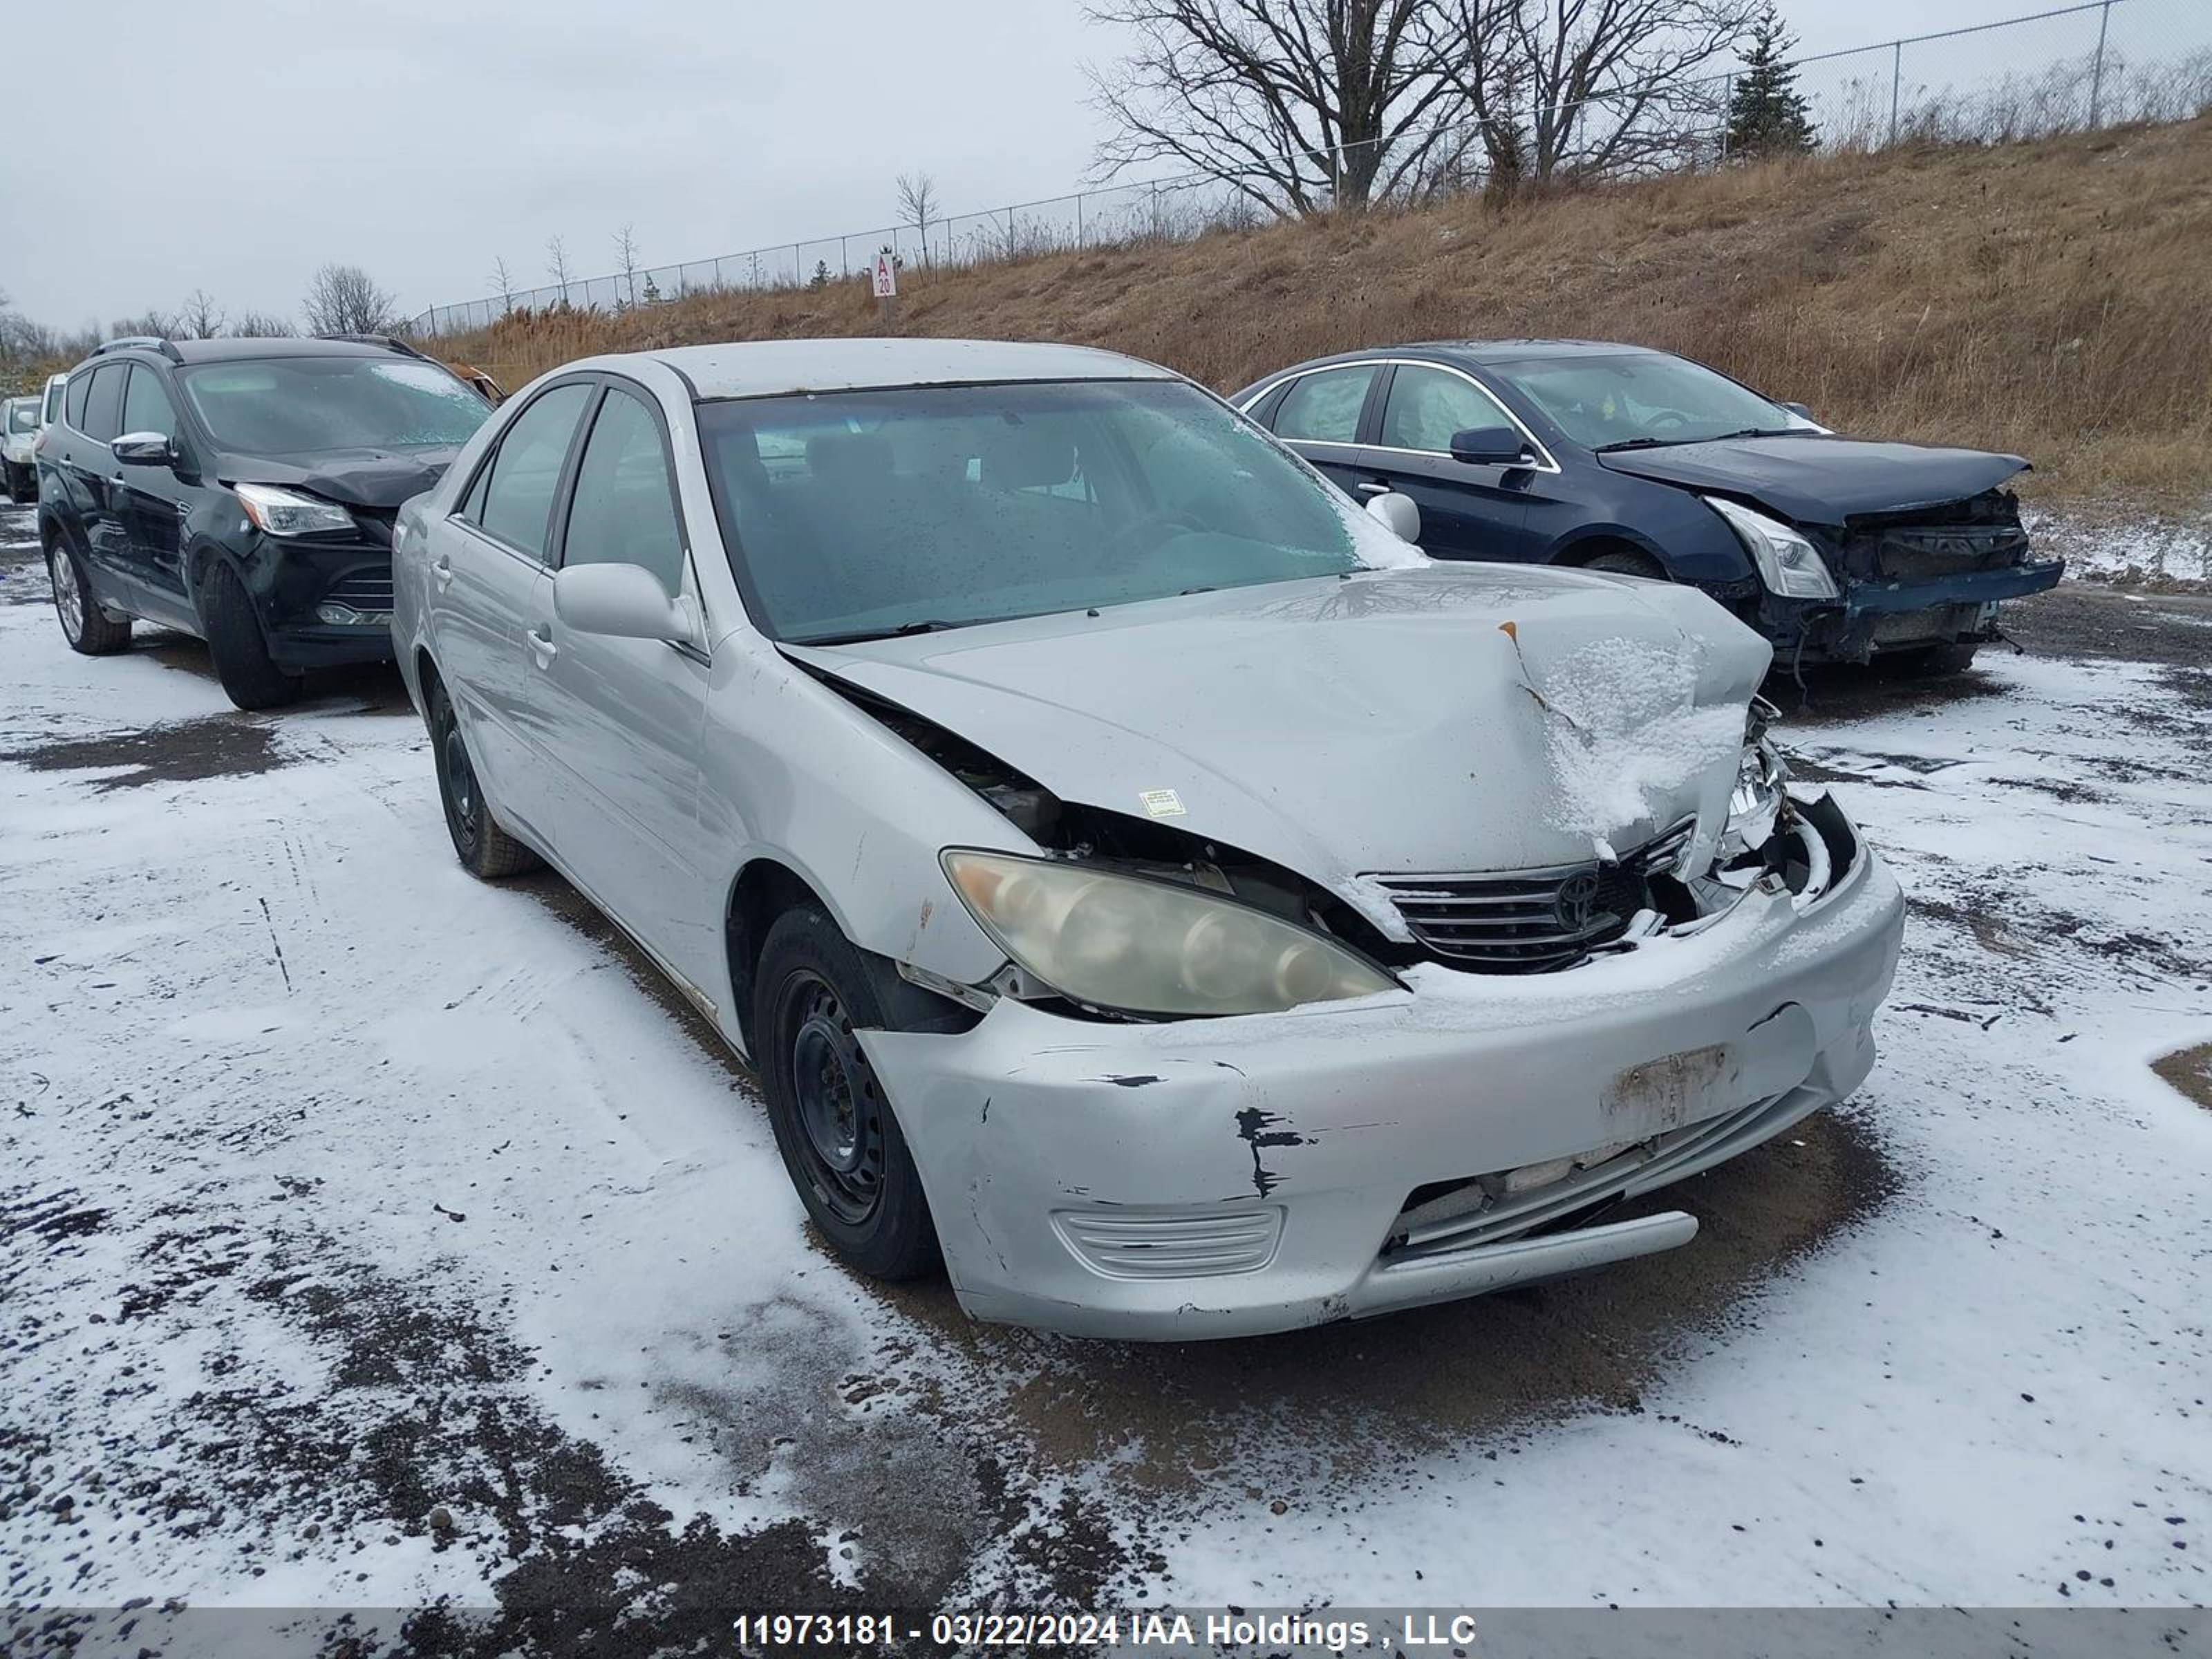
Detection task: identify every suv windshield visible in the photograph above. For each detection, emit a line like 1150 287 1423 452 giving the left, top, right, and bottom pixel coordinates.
1490 353 1796 450
698 379 1366 644
6 400 37 434
178 356 489 456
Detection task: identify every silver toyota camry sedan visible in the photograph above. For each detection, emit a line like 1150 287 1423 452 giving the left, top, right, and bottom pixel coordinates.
391 338 1904 1340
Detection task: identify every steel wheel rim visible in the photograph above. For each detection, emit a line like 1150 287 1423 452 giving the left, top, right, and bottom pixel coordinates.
50 552 83 643
440 720 480 843
786 974 884 1224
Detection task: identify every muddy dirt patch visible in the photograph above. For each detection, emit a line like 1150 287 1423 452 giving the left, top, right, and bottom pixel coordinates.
0 715 288 789
2152 1042 2212 1112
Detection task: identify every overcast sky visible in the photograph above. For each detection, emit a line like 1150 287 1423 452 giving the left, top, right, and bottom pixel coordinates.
0 0 2091 331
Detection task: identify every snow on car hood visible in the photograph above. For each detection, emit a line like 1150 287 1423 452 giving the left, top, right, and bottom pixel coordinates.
216 445 462 511
1596 434 2027 525
786 565 1770 919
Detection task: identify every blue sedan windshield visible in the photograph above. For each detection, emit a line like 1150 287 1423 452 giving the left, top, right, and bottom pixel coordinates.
1490 353 1795 449
697 379 1363 644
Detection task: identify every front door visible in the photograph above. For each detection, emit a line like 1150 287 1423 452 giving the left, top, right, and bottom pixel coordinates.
115 365 194 626
529 383 719 997
1360 362 1542 563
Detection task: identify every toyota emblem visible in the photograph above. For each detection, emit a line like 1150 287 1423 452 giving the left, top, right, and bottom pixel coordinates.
1555 870 1602 931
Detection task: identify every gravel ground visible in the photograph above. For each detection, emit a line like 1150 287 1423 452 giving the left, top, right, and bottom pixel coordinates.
2 498 2206 1653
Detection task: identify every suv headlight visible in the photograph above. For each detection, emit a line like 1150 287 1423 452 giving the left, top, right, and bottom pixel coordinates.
234 482 356 538
1705 496 1837 599
942 849 1398 1018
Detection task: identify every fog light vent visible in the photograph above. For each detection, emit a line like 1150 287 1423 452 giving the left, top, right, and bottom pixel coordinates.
1052 1206 1284 1280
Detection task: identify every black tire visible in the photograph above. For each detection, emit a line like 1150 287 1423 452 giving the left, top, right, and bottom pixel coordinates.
427 679 541 879
47 542 133 655
1581 547 1668 579
753 907 941 1281
198 562 301 710
1879 641 1980 677
3 462 30 503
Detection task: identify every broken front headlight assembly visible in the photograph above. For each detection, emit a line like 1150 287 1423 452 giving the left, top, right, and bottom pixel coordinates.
1705 496 1837 599
941 848 1398 1018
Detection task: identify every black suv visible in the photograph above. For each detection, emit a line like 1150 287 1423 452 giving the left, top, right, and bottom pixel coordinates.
37 334 491 709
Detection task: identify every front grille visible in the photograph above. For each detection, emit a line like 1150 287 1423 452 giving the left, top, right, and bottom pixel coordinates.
1839 489 2030 583
322 563 393 610
1371 820 1695 973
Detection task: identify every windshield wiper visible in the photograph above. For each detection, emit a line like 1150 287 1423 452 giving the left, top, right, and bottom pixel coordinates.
1593 437 1671 452
1596 427 1799 453
789 619 964 646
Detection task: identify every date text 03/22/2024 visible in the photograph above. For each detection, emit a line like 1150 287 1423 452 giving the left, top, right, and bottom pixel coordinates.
730 1611 1485 1651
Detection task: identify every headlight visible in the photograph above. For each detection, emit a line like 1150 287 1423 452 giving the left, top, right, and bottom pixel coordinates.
1705 496 1837 599
941 849 1398 1018
234 482 356 538
1724 699 1788 851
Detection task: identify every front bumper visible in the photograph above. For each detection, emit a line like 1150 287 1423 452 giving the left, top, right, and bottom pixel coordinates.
863 811 1905 1340
238 536 396 673
1758 559 2065 663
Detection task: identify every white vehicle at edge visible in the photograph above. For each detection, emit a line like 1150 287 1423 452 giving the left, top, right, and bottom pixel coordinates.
389 337 1904 1340
1 394 41 501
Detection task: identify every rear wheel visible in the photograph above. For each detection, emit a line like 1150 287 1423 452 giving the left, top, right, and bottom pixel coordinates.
47 543 133 655
199 563 301 710
753 907 941 1281
428 679 541 879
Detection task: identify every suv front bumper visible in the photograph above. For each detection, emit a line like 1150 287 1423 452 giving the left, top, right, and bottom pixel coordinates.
862 804 1904 1340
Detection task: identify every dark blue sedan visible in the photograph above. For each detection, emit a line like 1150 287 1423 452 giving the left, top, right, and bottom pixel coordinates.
1232 341 2063 672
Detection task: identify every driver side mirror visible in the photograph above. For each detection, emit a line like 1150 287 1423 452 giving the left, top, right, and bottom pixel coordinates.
112 431 177 467
1779 400 1815 422
1447 425 1535 467
1364 491 1421 545
554 562 700 647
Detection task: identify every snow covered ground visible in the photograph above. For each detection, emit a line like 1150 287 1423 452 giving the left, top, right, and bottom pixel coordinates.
2 510 2208 1649
2031 506 2212 590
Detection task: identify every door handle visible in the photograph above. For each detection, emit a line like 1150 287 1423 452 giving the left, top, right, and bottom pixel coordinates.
1356 480 1391 494
431 555 454 591
525 625 557 667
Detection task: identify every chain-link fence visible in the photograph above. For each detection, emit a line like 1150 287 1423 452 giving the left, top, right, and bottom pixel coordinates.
409 0 2212 339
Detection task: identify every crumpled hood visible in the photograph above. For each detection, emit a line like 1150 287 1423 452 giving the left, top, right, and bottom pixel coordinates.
787 567 1770 917
217 446 460 511
1597 434 2027 525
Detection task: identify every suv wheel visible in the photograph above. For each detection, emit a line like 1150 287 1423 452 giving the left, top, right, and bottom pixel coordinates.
753 907 941 1281
198 563 301 710
48 543 132 655
429 680 541 879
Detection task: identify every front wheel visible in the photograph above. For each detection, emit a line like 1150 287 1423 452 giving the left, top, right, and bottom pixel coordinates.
1581 548 1667 580
3 462 32 503
198 563 301 710
753 908 941 1281
1879 641 1980 677
48 543 133 655
428 680 541 879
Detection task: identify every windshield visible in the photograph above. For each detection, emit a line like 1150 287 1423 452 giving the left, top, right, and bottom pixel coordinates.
697 379 1371 644
178 357 490 456
6 401 38 434
1490 353 1794 450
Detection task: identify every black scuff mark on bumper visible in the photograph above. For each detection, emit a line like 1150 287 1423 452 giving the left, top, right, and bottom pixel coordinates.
1097 1074 1163 1089
1234 1107 1311 1199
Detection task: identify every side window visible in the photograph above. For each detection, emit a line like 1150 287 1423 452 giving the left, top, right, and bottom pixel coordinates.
80 364 127 443
44 379 66 425
469 382 592 561
121 366 179 440
1271 366 1375 446
561 388 685 592
1380 364 1517 454
64 373 91 431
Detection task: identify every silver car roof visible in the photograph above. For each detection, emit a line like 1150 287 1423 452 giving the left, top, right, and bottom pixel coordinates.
637 337 1180 401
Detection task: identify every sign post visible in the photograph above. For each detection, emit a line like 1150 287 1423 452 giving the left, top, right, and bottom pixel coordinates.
872 250 898 328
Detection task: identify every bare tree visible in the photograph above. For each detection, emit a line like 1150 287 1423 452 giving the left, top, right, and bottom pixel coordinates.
231 310 297 338
612 225 642 308
545 236 573 305
1083 0 1464 213
179 288 227 339
894 171 939 263
487 255 519 315
110 308 182 340
300 263 398 335
1434 0 1757 189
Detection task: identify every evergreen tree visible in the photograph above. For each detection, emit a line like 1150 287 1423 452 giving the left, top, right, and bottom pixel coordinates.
1727 2 1817 158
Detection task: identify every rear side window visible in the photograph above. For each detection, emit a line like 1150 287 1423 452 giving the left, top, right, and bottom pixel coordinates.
562 388 684 593
1271 366 1374 445
65 371 93 431
467 382 592 561
122 367 180 440
44 378 66 424
79 365 126 443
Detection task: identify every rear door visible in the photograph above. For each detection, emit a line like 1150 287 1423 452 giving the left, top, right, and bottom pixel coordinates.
1359 362 1549 561
71 363 133 595
1251 362 1384 498
115 365 194 623
433 379 594 839
531 379 719 988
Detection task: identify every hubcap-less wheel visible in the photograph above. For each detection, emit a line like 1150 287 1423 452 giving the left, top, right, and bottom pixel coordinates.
786 974 886 1225
442 722 480 845
50 551 84 644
